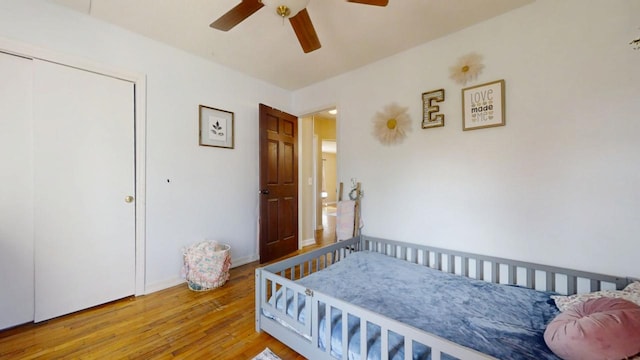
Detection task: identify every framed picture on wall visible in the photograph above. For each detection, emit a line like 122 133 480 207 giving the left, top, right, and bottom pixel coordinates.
199 105 234 148
462 79 505 131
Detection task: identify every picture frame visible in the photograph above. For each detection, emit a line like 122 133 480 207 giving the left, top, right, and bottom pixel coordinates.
199 105 234 148
462 79 505 131
422 88 445 129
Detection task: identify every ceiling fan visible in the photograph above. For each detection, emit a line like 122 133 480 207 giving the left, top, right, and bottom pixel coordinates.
210 0 389 53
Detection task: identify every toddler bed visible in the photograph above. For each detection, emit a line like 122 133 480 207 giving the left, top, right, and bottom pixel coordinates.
255 235 634 359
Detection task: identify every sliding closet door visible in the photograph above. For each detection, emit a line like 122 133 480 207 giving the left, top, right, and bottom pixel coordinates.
33 59 135 322
0 52 34 330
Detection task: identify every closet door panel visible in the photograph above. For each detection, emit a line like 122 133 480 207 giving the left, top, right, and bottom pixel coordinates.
0 52 34 330
33 60 135 322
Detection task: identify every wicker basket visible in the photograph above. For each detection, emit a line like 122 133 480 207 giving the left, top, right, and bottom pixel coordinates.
182 241 231 291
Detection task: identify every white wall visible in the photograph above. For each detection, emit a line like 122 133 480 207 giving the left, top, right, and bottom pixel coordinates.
0 0 292 291
293 0 640 278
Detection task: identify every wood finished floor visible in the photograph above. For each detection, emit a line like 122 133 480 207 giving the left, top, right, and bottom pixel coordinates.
0 215 336 360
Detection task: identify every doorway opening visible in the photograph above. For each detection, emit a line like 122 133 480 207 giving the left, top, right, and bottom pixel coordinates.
299 108 337 249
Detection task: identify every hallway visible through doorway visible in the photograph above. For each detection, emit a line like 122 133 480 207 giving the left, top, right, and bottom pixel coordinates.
317 204 336 246
299 107 337 249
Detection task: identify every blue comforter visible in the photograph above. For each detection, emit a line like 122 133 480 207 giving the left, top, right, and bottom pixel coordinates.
271 251 560 360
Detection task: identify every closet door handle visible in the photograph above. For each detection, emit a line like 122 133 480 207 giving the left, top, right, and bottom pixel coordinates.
259 189 269 195
124 195 134 203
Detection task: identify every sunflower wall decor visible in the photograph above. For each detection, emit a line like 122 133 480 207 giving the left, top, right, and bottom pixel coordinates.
372 102 412 145
449 52 485 86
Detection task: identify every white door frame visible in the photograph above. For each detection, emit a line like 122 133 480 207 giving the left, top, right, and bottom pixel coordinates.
297 107 339 245
0 36 147 295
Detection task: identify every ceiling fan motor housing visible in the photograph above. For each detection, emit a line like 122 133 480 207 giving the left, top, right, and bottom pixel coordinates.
261 0 310 18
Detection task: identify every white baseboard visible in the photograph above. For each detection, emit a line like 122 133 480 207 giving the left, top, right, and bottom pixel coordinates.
300 238 316 247
144 254 259 295
232 254 259 267
145 277 185 295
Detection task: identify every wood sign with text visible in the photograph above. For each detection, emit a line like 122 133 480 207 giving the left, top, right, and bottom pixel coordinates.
462 79 505 131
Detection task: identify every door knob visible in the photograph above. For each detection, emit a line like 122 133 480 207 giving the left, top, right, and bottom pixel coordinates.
125 195 134 203
259 189 269 195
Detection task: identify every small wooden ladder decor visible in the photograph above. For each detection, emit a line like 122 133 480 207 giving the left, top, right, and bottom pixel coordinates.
337 181 362 240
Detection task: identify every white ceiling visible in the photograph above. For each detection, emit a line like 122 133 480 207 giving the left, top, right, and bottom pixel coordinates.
51 0 533 90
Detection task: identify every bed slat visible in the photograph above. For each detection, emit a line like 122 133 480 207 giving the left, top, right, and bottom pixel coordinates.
476 259 484 281
381 326 389 360
508 265 516 285
461 257 469 277
447 254 454 274
546 272 555 292
567 275 577 295
360 318 367 360
341 311 348 359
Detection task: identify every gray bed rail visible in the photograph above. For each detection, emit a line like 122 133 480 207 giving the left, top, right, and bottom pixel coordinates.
362 236 631 295
255 235 633 360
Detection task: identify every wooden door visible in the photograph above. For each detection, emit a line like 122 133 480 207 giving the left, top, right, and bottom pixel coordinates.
259 104 298 263
32 59 136 322
0 52 35 330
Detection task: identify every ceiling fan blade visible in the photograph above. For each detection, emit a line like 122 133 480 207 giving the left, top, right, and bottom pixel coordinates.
346 0 389 6
289 8 321 53
210 0 264 31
